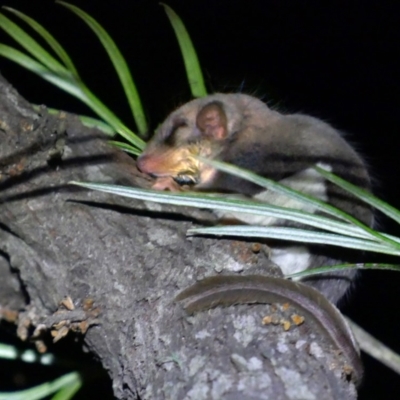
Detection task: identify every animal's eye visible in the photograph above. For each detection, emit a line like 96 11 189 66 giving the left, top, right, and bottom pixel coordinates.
174 175 197 186
165 118 188 145
173 118 187 130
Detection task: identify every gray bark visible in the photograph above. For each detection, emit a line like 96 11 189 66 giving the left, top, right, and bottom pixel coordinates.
0 73 357 400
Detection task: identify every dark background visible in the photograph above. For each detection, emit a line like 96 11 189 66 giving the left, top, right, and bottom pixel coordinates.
1 0 399 398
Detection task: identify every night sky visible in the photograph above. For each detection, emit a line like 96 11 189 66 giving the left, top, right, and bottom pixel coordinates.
1 1 400 398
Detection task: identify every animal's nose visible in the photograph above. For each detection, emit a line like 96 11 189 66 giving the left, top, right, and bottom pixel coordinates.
136 154 148 173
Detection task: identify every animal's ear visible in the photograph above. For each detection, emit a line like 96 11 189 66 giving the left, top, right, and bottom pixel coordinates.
196 101 228 140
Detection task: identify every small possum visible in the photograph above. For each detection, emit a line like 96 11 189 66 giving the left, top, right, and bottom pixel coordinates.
137 93 373 305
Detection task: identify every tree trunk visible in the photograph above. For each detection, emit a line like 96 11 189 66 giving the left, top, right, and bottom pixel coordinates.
0 73 358 400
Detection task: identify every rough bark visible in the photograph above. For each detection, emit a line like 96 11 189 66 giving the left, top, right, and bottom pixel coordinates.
0 73 357 400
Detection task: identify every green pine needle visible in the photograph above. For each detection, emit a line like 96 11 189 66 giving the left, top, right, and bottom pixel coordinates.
0 12 69 76
57 1 148 136
315 165 400 225
0 372 81 400
287 263 400 279
161 3 207 98
3 7 78 76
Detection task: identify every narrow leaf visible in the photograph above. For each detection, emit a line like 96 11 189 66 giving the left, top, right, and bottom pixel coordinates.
0 44 87 102
108 141 142 156
315 165 400 225
199 158 400 249
50 379 82 400
188 226 400 255
0 7 145 148
57 1 148 135
288 263 400 279
347 318 400 377
0 44 145 150
67 181 388 240
0 372 81 400
162 3 207 97
0 44 115 119
0 343 55 365
77 115 115 135
0 12 68 76
3 7 78 76
64 76 145 150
